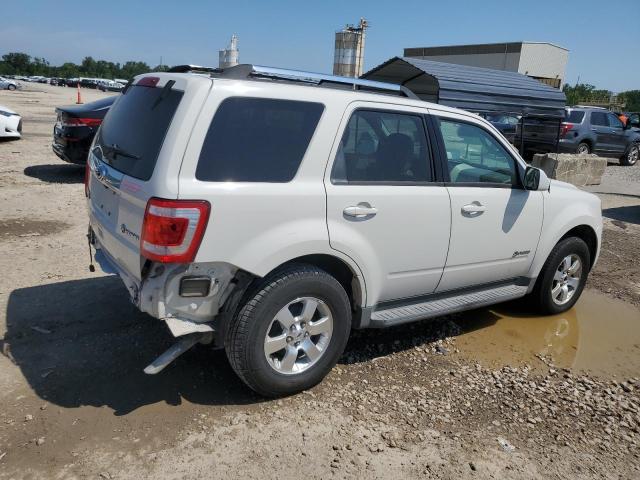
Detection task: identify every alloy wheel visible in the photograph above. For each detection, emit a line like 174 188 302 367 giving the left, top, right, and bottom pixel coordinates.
264 297 333 375
577 144 590 154
551 254 582 306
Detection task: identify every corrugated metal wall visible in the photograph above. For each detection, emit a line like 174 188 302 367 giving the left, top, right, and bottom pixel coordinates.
362 57 566 117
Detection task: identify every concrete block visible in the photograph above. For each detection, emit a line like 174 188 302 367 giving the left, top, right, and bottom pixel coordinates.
531 153 607 187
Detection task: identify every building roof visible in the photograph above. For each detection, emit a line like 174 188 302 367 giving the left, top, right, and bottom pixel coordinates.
362 56 566 118
404 41 568 57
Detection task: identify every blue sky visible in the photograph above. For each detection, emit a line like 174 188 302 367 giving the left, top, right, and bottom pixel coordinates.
2 0 639 91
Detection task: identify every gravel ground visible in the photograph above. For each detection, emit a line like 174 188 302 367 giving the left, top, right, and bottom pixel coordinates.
1 84 639 479
585 160 640 196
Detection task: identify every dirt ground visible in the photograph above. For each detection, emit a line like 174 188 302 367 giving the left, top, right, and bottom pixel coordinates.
1 84 639 480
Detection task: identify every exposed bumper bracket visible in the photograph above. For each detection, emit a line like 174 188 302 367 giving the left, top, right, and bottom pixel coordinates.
143 332 211 375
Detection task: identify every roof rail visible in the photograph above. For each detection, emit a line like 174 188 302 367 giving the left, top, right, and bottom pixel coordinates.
168 65 222 74
168 63 418 99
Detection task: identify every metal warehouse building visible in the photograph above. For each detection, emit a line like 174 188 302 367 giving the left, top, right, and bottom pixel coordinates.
404 42 568 89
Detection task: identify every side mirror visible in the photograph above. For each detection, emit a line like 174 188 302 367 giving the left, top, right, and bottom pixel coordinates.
524 166 550 191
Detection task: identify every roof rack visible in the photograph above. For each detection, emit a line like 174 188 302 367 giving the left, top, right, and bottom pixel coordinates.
168 65 223 74
168 63 418 99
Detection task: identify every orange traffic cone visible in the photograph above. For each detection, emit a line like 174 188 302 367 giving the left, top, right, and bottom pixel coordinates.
76 82 82 104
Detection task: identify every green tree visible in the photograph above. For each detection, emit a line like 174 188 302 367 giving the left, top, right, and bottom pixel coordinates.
1 52 32 75
562 83 611 106
120 61 151 80
80 56 97 76
619 90 640 111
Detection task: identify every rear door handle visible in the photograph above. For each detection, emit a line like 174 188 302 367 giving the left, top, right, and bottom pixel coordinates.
461 203 486 215
343 204 378 218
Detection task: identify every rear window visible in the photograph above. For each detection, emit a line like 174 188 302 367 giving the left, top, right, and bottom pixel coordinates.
95 84 183 180
565 110 585 123
196 97 324 182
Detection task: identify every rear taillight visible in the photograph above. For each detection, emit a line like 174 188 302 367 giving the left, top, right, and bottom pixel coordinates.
84 161 90 197
560 123 574 137
140 198 211 263
62 117 102 127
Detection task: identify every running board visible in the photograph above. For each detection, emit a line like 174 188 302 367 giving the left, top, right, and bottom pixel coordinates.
369 283 529 328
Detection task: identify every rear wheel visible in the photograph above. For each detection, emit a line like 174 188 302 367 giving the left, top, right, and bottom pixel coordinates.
225 264 351 397
576 142 591 155
530 237 590 314
8 84 16 91
620 144 639 166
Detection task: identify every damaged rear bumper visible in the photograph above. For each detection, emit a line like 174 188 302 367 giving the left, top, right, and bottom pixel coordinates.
92 238 242 373
94 241 238 336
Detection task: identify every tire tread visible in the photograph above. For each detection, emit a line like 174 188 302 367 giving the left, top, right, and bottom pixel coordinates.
225 263 349 396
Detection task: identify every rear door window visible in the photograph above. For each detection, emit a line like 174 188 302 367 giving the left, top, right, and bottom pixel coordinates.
95 84 183 180
590 112 609 126
196 97 324 182
331 109 431 184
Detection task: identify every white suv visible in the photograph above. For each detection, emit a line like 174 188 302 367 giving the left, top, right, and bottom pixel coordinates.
86 65 602 397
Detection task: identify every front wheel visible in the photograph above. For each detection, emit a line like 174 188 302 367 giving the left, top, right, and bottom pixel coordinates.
8 84 16 91
620 144 639 166
225 264 351 397
529 237 590 314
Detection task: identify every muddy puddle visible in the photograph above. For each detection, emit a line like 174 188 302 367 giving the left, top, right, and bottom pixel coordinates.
453 289 640 379
0 218 70 239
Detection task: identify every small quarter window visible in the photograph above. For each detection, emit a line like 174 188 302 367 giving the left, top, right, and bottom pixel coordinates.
196 98 324 183
565 110 585 123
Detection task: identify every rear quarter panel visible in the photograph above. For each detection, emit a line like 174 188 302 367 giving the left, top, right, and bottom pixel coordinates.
176 80 367 303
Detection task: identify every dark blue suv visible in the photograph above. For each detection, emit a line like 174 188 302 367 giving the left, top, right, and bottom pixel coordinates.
559 107 640 166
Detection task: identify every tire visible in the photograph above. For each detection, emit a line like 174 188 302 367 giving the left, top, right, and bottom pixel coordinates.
225 263 351 397
620 143 639 166
529 237 590 315
576 142 591 155
8 84 16 91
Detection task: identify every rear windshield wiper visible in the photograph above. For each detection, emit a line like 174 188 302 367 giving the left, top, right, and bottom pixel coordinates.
151 80 176 110
104 143 140 160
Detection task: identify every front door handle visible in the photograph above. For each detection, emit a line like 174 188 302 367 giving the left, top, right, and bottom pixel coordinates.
343 203 378 218
461 202 486 215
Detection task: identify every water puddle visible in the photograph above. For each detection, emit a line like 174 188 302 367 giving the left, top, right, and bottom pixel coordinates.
0 218 70 240
453 289 640 378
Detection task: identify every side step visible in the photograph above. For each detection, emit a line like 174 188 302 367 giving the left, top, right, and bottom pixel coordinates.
369 283 529 328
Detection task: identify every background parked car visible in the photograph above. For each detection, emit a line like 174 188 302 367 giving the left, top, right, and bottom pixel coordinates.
559 107 640 165
98 80 125 92
512 116 562 159
625 112 640 129
481 113 520 144
0 105 22 139
0 77 20 90
52 96 117 164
